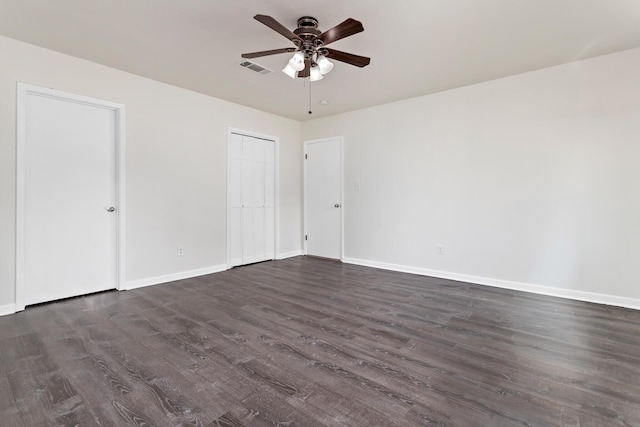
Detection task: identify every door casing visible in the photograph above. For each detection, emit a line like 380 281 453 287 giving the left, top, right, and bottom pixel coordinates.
15 82 126 311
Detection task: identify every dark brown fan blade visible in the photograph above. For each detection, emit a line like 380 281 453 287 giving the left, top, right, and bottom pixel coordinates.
242 47 296 59
325 48 371 67
317 18 364 46
298 59 311 78
254 14 301 42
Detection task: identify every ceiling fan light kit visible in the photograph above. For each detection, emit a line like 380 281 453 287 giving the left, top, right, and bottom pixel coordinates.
288 51 306 71
282 63 298 78
310 65 323 81
316 55 333 74
242 14 370 81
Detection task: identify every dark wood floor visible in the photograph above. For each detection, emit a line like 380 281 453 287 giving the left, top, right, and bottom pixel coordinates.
1 256 640 426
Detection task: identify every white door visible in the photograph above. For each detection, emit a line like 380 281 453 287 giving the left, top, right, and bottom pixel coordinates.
18 85 123 307
228 132 275 267
305 137 342 259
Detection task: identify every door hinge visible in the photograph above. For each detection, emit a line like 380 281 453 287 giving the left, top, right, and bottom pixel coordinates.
305 235 308 241
305 154 307 159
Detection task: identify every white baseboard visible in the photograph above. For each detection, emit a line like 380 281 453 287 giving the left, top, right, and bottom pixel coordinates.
342 257 640 311
125 264 228 291
0 303 16 317
277 250 303 260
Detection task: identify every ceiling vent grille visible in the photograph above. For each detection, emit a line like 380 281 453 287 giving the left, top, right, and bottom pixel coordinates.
239 60 272 75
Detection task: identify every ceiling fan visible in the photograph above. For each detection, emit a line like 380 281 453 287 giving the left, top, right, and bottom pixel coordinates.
241 14 371 81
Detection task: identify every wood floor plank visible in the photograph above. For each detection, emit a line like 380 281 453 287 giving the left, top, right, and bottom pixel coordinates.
0 368 24 427
2 256 640 426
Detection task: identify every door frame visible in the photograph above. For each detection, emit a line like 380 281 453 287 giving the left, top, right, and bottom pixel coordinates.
303 136 344 259
15 82 126 311
226 127 279 267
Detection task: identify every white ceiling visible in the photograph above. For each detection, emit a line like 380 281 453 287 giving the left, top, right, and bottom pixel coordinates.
1 0 640 121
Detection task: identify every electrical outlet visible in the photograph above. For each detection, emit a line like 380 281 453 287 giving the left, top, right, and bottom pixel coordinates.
436 245 444 255
177 246 184 256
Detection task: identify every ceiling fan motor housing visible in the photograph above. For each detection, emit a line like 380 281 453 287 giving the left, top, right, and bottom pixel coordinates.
296 16 319 32
293 17 323 60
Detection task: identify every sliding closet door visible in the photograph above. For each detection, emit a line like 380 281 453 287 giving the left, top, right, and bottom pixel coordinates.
228 132 275 267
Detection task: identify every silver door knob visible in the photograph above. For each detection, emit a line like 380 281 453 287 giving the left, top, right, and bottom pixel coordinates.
334 204 341 208
107 207 116 212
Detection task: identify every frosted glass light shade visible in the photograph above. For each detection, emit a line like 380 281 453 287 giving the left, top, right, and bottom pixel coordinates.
289 52 305 71
282 64 297 79
316 55 333 74
310 65 323 82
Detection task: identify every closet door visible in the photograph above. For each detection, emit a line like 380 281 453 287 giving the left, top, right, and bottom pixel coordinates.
228 133 275 267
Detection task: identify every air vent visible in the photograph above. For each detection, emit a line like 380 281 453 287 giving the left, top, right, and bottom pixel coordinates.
239 60 272 75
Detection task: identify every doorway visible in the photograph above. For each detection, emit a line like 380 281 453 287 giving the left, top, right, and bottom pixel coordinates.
16 83 125 310
304 137 343 260
227 129 277 267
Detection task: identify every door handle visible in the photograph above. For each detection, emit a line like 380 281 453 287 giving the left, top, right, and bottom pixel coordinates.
334 204 341 208
107 207 116 212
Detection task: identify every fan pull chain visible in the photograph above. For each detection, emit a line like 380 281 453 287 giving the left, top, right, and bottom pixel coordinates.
308 80 312 115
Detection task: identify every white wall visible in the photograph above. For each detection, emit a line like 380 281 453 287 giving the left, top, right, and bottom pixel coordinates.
3 35 639 314
0 36 302 312
302 48 640 307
